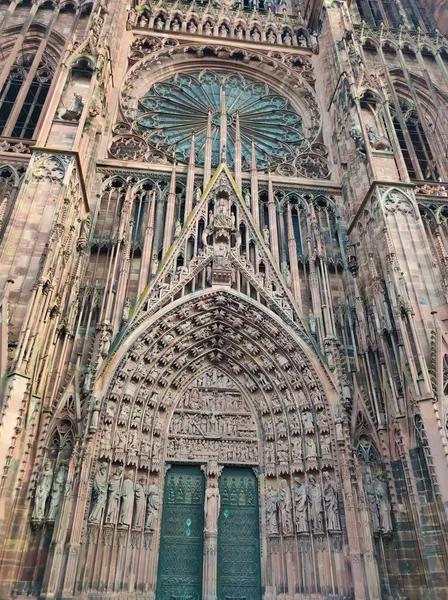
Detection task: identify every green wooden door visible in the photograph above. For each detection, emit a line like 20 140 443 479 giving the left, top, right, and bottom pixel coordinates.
156 465 205 600
217 468 261 600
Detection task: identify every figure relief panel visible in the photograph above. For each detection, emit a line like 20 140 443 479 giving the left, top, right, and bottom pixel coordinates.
167 368 258 464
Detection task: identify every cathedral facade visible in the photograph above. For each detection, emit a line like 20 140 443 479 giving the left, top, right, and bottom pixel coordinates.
0 0 447 598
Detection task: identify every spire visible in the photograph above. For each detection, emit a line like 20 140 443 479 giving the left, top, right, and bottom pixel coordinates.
204 110 212 187
185 134 195 217
220 86 227 164
234 112 242 190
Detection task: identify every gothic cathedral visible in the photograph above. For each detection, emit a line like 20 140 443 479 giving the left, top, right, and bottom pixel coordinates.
0 0 447 598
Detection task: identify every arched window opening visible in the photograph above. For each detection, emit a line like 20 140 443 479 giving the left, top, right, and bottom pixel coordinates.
0 54 53 140
392 106 437 181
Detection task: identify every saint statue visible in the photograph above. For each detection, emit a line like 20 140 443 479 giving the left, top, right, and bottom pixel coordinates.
145 481 160 531
105 466 123 525
119 470 135 526
278 479 293 535
294 478 308 533
133 478 146 529
375 473 393 533
266 485 279 535
204 478 220 534
323 471 341 531
363 473 380 532
308 476 323 533
32 460 54 521
47 461 68 521
89 462 108 524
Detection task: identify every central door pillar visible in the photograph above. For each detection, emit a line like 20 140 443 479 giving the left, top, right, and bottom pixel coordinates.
202 461 223 600
203 532 218 600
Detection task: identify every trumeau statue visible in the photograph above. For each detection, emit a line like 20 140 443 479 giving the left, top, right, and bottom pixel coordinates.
32 460 54 522
145 481 160 531
204 478 220 534
105 466 123 525
47 461 68 521
89 462 108 524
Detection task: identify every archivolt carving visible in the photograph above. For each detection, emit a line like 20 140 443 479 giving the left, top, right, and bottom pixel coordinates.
96 290 336 484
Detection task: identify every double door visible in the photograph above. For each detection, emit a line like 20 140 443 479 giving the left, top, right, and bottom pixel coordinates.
156 465 261 600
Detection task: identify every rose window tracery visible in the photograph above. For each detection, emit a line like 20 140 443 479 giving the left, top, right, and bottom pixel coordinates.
135 70 305 169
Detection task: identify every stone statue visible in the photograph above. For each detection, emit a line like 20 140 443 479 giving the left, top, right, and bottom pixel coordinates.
174 220 181 239
105 466 123 525
305 436 317 459
195 187 202 205
267 30 276 44
323 471 341 531
278 479 293 535
266 485 279 535
350 126 366 154
60 92 84 122
119 470 135 526
145 482 160 531
32 460 54 521
133 477 146 529
204 478 220 534
122 297 131 323
100 328 112 357
244 190 251 209
308 476 323 533
283 32 292 46
89 462 108 524
47 461 68 521
251 29 261 42
363 473 380 532
367 125 391 151
83 364 93 394
263 226 270 245
294 478 308 533
375 473 393 533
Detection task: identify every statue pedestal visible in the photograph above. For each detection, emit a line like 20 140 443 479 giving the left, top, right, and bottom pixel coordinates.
202 532 218 600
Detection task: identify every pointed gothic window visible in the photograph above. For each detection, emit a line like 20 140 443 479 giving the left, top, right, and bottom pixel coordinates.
392 105 437 181
0 55 52 140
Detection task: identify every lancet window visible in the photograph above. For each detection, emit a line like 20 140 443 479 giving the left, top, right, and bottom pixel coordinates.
391 104 437 181
0 55 52 140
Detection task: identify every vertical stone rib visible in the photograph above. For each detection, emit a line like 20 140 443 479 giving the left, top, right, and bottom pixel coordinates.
163 162 177 257
234 113 242 190
267 171 279 264
185 135 195 218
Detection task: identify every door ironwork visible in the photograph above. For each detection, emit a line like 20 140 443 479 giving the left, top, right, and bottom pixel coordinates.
217 468 261 600
156 465 205 600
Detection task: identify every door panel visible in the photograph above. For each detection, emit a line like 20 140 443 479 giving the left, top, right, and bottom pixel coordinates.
217 468 261 600
156 465 205 600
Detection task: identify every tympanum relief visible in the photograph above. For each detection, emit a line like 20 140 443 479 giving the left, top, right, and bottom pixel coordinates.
167 369 258 464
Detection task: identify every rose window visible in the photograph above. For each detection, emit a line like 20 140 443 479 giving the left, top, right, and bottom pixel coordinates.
135 70 305 169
